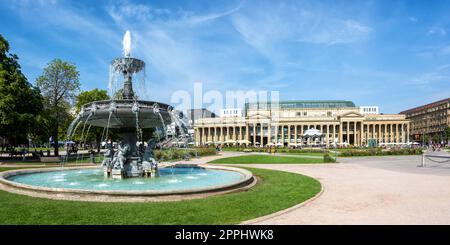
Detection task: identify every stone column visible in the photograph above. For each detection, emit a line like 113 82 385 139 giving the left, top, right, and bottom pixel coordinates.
261 123 264 146
360 122 363 146
245 124 249 141
377 124 381 143
201 127 205 144
252 123 256 146
339 123 343 145
406 123 410 143
287 124 291 145
401 123 405 143
209 128 212 142
395 123 399 143
372 124 375 141
346 121 350 145
268 124 272 144
389 124 393 143
330 124 336 145
294 125 298 144
240 126 243 141
211 127 214 142
194 128 197 145
281 125 285 145
366 124 369 144
274 124 278 143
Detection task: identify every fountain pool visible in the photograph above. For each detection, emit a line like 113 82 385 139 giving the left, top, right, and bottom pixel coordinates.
6 167 245 191
0 165 255 201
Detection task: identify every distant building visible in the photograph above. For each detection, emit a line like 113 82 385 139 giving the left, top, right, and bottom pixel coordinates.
195 100 409 147
359 106 379 115
400 97 450 144
220 108 243 118
187 108 216 125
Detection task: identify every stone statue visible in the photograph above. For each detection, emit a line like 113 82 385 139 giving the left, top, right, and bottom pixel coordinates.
112 142 129 170
101 141 114 168
142 138 158 176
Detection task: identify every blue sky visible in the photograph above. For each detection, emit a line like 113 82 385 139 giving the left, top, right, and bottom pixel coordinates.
1 0 450 114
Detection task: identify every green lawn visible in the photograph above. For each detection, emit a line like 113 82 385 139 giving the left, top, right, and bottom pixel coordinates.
278 152 325 157
209 155 326 164
0 167 321 224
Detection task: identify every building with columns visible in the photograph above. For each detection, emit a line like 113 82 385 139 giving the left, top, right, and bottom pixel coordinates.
194 100 410 147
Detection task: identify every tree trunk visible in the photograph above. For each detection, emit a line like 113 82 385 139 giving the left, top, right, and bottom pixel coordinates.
54 121 59 156
96 132 101 153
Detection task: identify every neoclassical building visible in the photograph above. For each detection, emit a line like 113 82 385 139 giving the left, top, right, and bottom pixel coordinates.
194 101 410 147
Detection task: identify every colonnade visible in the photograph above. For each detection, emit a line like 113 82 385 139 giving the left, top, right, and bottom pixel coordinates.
195 121 410 147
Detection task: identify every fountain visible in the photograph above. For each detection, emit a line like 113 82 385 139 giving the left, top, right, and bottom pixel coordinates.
67 30 183 179
0 31 255 201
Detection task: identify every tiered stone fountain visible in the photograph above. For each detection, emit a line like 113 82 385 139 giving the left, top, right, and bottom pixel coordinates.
66 31 183 179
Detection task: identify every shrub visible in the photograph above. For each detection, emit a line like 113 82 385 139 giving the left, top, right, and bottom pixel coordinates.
339 148 422 157
323 154 336 163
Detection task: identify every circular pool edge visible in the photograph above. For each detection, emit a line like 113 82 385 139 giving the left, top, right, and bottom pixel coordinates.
0 165 256 202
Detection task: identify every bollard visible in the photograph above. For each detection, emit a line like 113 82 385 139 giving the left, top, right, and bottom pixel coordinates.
421 154 425 167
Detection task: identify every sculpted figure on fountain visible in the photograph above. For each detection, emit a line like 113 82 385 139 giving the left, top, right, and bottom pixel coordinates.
112 141 129 170
101 141 114 169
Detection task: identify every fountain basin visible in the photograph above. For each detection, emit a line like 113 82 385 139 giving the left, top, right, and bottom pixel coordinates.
0 165 255 202
81 99 172 128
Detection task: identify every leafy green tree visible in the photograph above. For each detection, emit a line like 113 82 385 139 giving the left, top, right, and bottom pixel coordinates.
422 134 429 145
36 59 80 156
75 89 109 152
0 34 43 146
113 88 124 100
75 89 109 112
443 126 450 146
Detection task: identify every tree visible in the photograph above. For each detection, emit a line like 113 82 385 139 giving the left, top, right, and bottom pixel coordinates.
443 126 450 146
36 59 80 156
0 34 43 146
75 89 109 152
75 89 109 112
422 134 429 146
113 88 123 100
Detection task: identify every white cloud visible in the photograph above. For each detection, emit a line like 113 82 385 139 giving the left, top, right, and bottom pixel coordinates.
107 0 172 23
231 2 373 53
407 72 448 85
428 26 447 36
409 17 418 23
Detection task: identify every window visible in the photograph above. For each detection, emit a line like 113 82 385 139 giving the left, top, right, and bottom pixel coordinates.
303 112 307 116
327 111 332 117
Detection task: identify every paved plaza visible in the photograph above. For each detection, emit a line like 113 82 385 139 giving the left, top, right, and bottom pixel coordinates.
238 151 450 224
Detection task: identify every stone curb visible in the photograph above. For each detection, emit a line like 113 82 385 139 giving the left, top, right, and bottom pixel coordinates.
240 177 324 225
0 165 255 202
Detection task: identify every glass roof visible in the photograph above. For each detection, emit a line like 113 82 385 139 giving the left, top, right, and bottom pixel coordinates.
245 100 356 109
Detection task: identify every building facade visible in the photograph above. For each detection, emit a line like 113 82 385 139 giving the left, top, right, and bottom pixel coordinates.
360 106 379 115
400 97 450 144
220 108 243 118
187 108 216 125
194 101 410 147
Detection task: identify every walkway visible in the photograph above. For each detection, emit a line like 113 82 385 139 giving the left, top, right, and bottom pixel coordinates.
238 151 450 224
